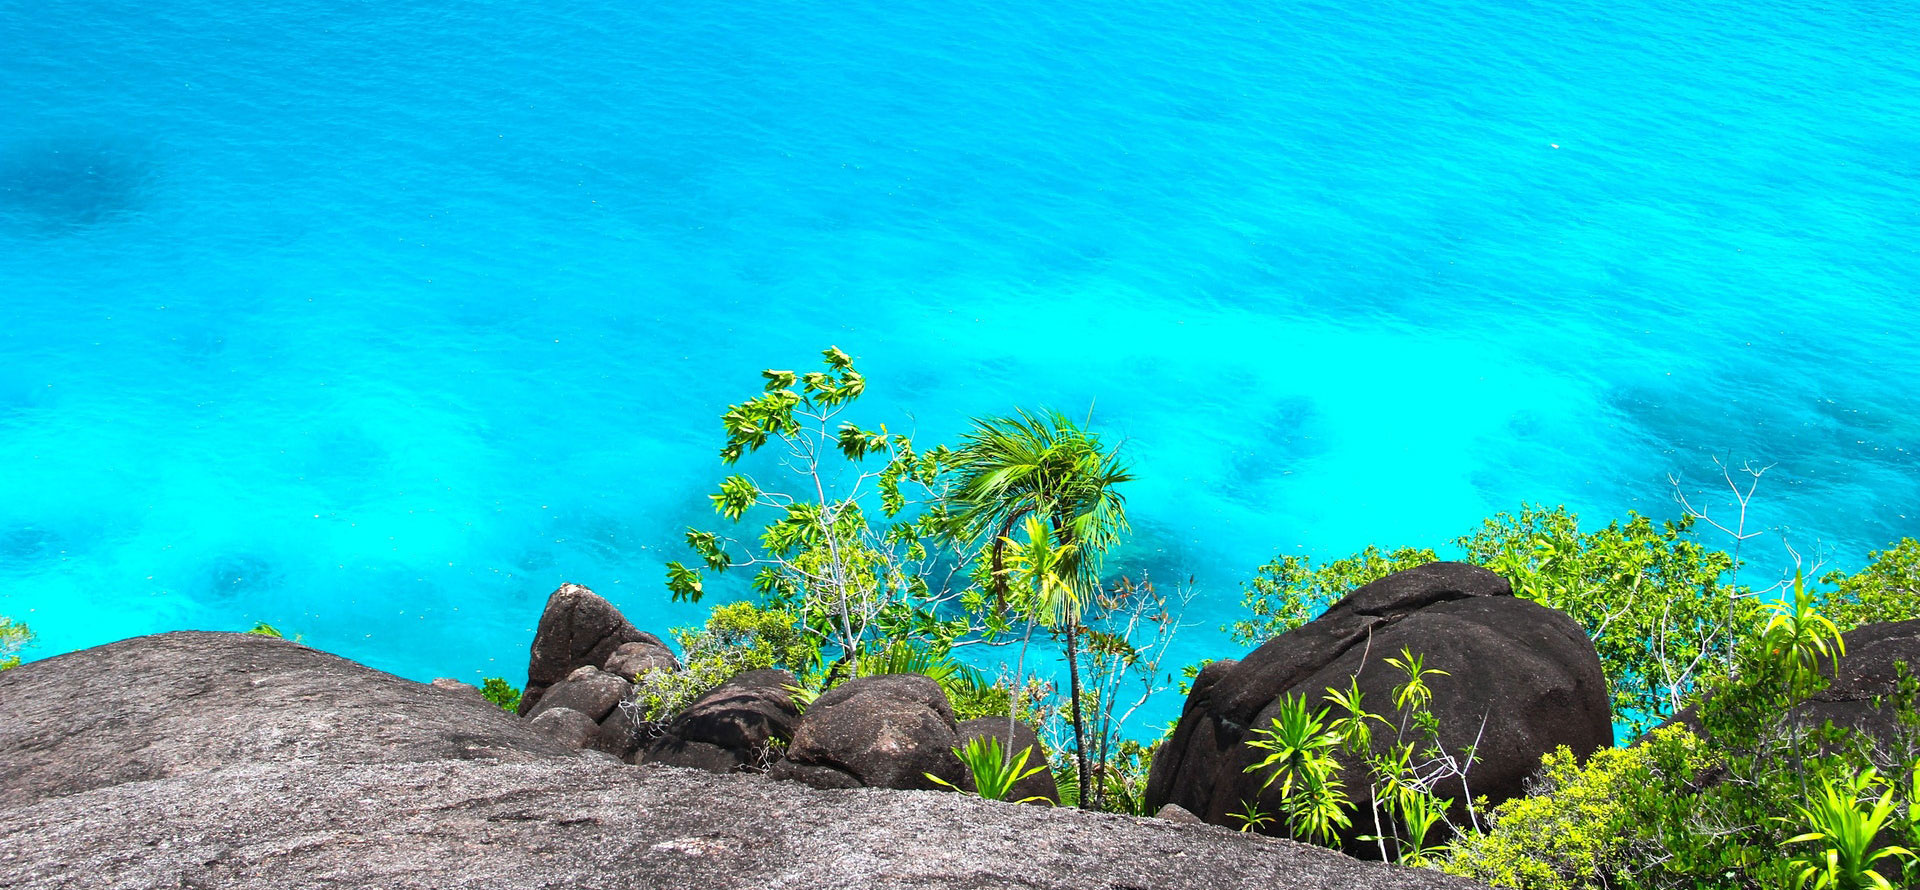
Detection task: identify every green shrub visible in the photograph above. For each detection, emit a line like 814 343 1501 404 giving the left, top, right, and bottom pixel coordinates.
1459 506 1754 738
1440 576 1920 890
627 601 817 732
1445 728 1704 890
1231 546 1438 643
1821 538 1920 631
929 735 1051 804
481 677 522 713
0 616 31 671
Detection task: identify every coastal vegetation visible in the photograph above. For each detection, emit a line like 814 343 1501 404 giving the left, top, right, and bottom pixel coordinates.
0 616 29 671
643 346 1920 888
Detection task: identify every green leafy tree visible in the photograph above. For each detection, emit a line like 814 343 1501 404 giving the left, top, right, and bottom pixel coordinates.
1458 505 1756 737
665 347 971 670
481 677 522 713
1820 538 1920 631
1232 546 1439 644
951 409 1132 807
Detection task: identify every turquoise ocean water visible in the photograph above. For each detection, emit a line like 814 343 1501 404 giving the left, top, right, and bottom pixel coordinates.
3 0 1916 726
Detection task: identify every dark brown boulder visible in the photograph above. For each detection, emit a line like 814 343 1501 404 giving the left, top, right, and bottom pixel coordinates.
954 716 1059 804
520 582 664 715
605 639 683 680
1795 619 1920 741
1145 562 1611 854
768 674 966 791
528 665 632 723
641 668 801 772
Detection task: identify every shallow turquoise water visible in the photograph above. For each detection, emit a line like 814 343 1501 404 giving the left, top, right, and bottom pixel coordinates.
2 0 1916 726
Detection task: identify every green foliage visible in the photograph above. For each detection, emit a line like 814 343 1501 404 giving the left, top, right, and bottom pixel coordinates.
1458 505 1755 738
244 622 304 643
1231 545 1439 644
664 346 971 669
1445 730 1698 890
929 735 1051 804
1439 582 1920 890
1782 769 1914 890
1234 505 1762 736
1821 538 1920 631
658 350 1172 814
1229 798 1275 832
949 407 1134 809
951 407 1133 603
631 601 820 730
0 615 31 671
852 639 1009 722
481 677 522 713
1244 692 1353 845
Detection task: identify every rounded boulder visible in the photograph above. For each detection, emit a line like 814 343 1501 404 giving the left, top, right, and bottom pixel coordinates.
769 674 965 792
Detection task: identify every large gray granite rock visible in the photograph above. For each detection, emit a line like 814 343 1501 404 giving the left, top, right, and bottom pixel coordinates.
0 630 571 808
769 673 966 791
0 631 1492 890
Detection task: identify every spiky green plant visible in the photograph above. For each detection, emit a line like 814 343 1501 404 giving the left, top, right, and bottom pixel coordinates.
928 735 1051 804
1244 692 1353 845
1782 769 1914 890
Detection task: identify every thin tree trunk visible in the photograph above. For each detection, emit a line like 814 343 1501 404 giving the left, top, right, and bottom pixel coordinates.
1065 617 1090 808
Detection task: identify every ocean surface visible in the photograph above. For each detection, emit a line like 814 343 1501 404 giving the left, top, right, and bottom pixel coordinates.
2 0 1916 729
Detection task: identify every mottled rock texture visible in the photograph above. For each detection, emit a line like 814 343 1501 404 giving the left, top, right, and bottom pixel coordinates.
1146 562 1612 854
0 631 1492 889
641 668 801 772
520 582 665 715
769 673 967 791
0 631 571 809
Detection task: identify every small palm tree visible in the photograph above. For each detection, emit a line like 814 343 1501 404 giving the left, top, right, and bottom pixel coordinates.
951 408 1131 808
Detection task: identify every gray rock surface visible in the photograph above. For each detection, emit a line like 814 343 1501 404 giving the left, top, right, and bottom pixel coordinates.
0 631 1491 890
0 631 571 808
529 705 607 750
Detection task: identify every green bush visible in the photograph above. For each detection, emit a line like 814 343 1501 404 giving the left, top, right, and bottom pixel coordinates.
1445 727 1706 890
481 677 522 713
627 601 818 733
1231 545 1438 643
1821 537 1920 631
0 616 31 671
1439 576 1920 890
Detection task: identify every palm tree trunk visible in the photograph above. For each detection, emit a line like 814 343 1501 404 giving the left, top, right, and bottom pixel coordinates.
1065 616 1090 808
